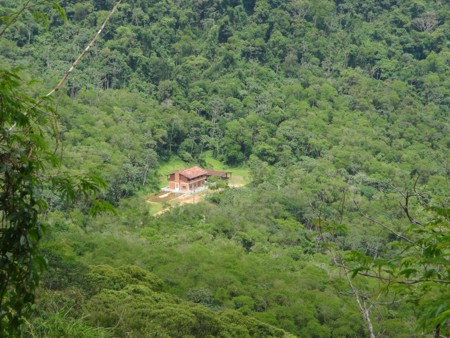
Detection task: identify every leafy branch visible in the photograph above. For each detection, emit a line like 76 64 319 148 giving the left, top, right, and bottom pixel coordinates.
342 206 450 335
0 0 67 37
0 0 122 334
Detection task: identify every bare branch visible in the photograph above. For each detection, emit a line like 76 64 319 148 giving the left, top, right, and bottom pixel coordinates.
331 251 376 338
351 198 414 244
0 0 32 37
2 0 121 142
412 12 439 32
22 0 122 117
398 176 423 226
45 0 122 97
400 192 422 226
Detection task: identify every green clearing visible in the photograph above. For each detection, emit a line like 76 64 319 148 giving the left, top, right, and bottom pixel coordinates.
156 157 189 188
146 201 165 215
203 151 225 170
227 167 250 186
157 154 250 188
204 152 251 185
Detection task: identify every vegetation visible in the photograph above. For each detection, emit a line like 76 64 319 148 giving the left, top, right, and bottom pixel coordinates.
0 0 449 336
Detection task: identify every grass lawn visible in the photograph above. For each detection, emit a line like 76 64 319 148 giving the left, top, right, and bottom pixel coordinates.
227 167 251 185
157 153 251 187
203 153 225 170
147 201 165 215
157 158 188 188
148 155 251 215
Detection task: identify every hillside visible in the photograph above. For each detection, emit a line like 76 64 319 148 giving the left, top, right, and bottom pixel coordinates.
0 0 449 336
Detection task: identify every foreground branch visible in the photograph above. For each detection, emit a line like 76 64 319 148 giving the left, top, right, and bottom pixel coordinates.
5 0 122 134
45 0 122 97
0 0 32 37
351 198 414 244
335 261 450 285
331 251 376 338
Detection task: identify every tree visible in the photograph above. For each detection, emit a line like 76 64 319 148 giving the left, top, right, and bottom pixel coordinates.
0 68 55 335
412 12 439 32
0 1 119 334
0 67 112 336
344 204 450 336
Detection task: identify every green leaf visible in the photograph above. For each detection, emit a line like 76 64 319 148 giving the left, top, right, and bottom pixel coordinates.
399 268 417 278
423 269 439 279
32 11 50 29
88 200 118 217
350 267 364 278
52 2 68 23
426 207 450 218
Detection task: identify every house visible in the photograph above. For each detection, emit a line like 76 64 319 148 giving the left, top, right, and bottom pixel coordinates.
166 166 231 193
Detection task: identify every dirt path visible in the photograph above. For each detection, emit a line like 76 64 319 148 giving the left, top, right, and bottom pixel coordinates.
152 191 207 216
150 182 244 217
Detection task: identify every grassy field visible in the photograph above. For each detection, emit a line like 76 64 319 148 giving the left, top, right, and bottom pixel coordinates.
157 153 251 187
148 155 250 215
227 167 251 186
203 154 225 170
146 201 165 215
157 158 189 188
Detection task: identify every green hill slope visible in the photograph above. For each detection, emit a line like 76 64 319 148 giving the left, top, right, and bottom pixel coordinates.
0 0 449 336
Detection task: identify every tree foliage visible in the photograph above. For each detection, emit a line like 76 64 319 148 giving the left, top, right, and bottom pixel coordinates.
0 67 54 335
1 0 449 336
0 2 111 335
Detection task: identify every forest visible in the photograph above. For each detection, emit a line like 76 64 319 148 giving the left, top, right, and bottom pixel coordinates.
0 0 449 337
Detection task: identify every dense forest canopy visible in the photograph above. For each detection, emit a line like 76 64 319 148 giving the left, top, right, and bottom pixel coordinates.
0 0 449 336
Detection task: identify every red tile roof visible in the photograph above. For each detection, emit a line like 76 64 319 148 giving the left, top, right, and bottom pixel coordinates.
206 170 228 178
179 166 208 179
